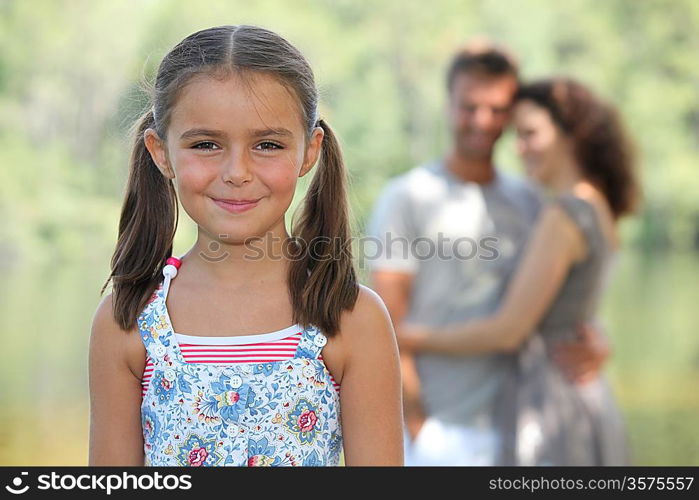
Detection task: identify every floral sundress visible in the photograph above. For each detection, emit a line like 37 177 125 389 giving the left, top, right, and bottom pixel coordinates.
138 276 342 466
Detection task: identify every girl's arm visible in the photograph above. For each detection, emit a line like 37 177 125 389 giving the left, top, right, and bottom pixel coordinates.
401 204 585 355
370 270 426 440
88 294 146 465
337 286 404 465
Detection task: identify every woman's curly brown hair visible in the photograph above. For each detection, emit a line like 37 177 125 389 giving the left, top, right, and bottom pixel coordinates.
516 78 641 219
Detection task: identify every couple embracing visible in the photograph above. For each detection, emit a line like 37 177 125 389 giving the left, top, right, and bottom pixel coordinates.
368 41 639 466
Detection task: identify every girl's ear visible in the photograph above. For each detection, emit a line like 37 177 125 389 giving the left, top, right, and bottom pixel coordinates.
144 128 175 179
299 126 324 178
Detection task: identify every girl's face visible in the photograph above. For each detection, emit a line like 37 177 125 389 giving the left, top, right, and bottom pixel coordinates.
513 99 568 186
145 72 323 243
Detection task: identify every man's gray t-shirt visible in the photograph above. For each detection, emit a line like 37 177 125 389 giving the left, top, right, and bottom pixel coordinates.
366 160 541 431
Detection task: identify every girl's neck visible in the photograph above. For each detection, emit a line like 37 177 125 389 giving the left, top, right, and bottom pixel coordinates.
180 225 293 288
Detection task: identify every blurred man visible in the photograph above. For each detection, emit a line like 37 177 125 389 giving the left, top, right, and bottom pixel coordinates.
366 41 608 465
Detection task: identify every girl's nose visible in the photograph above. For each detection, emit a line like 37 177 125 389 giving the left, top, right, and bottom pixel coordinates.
221 151 253 186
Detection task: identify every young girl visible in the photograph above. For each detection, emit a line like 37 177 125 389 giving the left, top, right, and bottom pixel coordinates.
89 25 403 467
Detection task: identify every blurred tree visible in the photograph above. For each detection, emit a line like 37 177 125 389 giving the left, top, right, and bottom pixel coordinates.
1 0 698 264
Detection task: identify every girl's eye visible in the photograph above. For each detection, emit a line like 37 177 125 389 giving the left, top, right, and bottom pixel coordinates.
255 141 283 151
192 141 219 151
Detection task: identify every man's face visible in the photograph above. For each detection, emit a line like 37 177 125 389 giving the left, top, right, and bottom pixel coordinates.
447 72 518 159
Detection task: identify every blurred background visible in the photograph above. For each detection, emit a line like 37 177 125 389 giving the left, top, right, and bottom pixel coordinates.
1 0 698 465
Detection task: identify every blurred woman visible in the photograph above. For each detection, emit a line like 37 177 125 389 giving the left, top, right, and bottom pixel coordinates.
399 77 640 465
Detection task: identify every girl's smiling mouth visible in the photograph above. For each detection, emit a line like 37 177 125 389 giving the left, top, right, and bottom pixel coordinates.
211 196 262 214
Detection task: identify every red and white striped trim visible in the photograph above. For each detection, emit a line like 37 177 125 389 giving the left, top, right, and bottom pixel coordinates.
141 331 340 397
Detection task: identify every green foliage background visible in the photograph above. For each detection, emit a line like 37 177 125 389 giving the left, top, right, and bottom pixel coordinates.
2 0 699 265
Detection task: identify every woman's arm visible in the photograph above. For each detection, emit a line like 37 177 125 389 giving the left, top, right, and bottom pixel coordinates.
400 204 585 355
337 285 404 465
88 293 146 465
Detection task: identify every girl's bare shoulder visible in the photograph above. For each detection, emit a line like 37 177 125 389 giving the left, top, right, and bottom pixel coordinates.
342 285 393 330
339 285 396 356
90 293 147 382
320 285 397 385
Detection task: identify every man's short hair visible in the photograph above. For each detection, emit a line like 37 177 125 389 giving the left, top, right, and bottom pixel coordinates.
446 39 519 90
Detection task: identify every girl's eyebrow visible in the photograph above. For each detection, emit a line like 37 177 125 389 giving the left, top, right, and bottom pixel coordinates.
179 127 293 140
251 127 293 138
179 128 227 140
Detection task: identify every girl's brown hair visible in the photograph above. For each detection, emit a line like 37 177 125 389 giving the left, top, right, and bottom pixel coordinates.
101 25 358 337
516 78 641 219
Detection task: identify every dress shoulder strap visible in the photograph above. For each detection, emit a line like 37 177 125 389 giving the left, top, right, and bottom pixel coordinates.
553 194 603 249
137 256 184 362
294 324 328 359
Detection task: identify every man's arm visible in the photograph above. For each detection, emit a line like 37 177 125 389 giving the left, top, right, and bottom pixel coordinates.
370 270 426 440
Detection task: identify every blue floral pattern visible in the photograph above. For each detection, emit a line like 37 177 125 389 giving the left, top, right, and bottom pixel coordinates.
138 280 342 466
175 433 224 466
285 399 321 446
